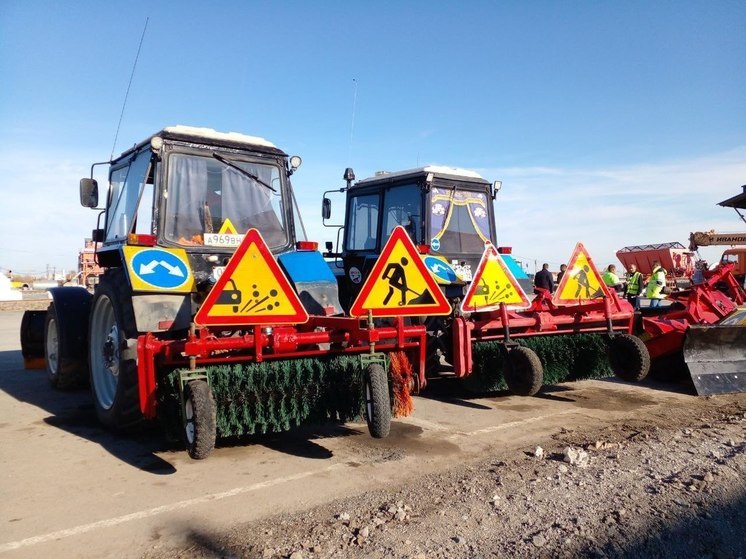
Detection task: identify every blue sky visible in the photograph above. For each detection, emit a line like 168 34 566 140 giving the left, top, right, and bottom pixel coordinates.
1 0 744 276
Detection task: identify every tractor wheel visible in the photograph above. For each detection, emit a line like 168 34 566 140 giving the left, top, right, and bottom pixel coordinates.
364 364 391 438
88 271 144 431
183 380 216 460
45 303 84 389
504 346 544 396
608 334 651 383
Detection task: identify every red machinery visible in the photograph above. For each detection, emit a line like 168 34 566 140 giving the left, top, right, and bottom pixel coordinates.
640 263 746 395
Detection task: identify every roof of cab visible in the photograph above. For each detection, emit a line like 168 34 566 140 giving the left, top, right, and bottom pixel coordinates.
114 125 287 161
355 165 487 186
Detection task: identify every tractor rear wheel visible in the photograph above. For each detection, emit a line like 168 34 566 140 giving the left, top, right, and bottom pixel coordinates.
88 271 143 431
504 346 543 396
364 364 391 438
183 380 216 460
608 334 650 383
45 303 84 389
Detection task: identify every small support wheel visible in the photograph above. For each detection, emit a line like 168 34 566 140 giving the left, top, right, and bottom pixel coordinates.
364 364 391 439
504 346 544 396
183 380 217 460
608 334 650 382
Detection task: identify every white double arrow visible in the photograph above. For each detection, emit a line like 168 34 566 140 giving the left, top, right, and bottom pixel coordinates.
139 259 185 277
429 262 449 275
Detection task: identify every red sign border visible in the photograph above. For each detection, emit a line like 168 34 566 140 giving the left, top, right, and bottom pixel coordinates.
552 241 611 305
349 226 451 318
460 244 530 312
194 228 309 326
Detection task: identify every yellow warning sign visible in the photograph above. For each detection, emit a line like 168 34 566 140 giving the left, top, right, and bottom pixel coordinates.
349 226 451 318
194 229 308 326
218 218 238 235
461 244 530 312
553 242 610 304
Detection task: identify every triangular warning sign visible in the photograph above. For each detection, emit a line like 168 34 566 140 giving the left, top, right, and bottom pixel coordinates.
349 226 451 318
461 244 530 312
195 229 309 326
218 218 238 235
552 242 610 305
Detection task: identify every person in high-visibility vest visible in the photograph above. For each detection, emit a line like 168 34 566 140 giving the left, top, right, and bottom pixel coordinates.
602 264 624 293
624 263 643 310
644 260 667 307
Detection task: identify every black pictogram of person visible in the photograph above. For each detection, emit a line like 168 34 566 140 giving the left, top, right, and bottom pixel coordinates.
574 265 592 298
382 256 435 306
383 257 410 305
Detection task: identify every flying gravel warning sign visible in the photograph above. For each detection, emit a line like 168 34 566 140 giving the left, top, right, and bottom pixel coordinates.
195 228 309 326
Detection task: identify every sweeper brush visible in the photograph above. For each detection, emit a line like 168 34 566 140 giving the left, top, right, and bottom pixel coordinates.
465 334 613 393
157 351 415 440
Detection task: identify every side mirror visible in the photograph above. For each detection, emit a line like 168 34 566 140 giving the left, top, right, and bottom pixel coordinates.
80 178 99 208
322 197 331 220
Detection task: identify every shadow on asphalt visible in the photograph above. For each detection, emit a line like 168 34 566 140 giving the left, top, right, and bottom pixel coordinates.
1 347 365 466
0 348 177 474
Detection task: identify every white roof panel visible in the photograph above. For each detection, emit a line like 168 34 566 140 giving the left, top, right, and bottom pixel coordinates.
164 125 276 148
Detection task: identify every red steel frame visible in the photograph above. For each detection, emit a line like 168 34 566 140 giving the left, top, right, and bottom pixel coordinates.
451 289 636 377
136 316 427 419
642 263 745 360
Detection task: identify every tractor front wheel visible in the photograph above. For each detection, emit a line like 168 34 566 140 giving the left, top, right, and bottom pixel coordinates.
183 380 216 460
88 273 143 431
504 346 544 396
364 364 391 438
608 334 650 383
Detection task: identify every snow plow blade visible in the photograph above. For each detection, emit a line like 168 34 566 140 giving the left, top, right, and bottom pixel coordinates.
684 323 746 396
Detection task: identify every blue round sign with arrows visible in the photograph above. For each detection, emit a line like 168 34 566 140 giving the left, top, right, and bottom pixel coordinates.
131 249 190 289
423 256 458 283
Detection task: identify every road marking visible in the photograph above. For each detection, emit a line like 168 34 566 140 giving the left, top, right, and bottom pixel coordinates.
449 408 578 438
0 463 344 553
401 415 454 432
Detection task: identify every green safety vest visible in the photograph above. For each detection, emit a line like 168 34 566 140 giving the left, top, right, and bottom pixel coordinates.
602 271 620 287
626 271 642 296
645 266 667 299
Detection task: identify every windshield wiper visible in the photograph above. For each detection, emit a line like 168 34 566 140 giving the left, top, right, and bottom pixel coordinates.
212 153 276 192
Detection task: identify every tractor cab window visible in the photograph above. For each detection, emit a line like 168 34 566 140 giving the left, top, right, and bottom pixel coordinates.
382 184 422 244
345 193 379 251
106 149 152 243
163 153 286 249
430 186 491 254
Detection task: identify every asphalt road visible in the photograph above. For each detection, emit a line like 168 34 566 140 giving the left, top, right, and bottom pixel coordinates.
0 310 707 559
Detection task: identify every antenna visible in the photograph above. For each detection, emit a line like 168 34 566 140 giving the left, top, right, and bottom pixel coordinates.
110 17 149 160
348 78 358 165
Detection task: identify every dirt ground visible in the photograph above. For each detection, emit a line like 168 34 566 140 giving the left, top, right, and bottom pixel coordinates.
142 393 746 559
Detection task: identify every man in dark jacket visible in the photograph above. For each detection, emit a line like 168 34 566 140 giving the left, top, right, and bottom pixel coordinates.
534 263 554 294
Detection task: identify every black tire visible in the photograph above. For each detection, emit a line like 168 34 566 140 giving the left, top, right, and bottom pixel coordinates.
364 364 391 438
45 303 84 389
88 270 144 430
504 346 543 396
608 334 651 383
183 380 216 460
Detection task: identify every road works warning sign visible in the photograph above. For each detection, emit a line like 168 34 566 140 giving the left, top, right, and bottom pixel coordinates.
349 226 451 318
195 228 308 326
552 242 610 304
461 244 530 312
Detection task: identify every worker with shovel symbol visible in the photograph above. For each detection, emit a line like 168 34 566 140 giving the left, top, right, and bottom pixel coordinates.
574 264 592 298
382 256 437 306
383 257 410 306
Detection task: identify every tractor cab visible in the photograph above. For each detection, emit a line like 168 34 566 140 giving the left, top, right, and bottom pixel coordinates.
81 125 304 278
323 166 501 310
